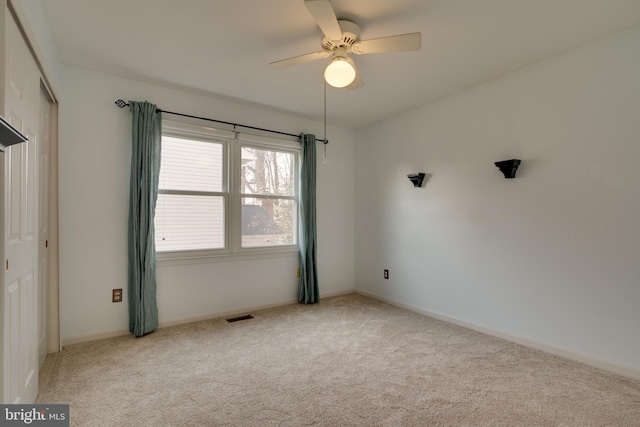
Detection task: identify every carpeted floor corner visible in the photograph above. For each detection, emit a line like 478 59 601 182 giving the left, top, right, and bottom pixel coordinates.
37 293 640 426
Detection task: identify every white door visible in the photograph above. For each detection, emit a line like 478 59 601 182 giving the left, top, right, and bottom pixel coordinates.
38 88 51 369
3 13 40 404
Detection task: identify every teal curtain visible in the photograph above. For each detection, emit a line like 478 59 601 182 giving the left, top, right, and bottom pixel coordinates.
128 101 161 336
298 133 319 304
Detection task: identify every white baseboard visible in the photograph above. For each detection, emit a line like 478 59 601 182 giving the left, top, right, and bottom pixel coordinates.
156 289 352 329
62 329 131 346
355 289 640 381
62 289 354 347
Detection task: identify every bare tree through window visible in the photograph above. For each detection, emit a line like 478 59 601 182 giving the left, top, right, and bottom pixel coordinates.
241 147 296 247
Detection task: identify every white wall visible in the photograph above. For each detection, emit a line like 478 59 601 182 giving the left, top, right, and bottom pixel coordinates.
355 27 640 373
59 65 355 342
11 0 61 89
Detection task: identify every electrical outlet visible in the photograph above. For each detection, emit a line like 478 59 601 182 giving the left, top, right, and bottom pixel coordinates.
384 269 389 279
112 288 123 303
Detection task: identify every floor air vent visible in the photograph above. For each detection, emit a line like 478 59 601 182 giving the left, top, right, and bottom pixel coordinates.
226 314 254 323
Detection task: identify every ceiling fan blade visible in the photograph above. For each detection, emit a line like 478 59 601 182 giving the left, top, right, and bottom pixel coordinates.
269 51 331 70
353 32 422 55
304 0 343 41
346 57 364 90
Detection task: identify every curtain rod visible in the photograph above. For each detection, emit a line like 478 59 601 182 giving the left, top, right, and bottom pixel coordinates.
114 100 328 144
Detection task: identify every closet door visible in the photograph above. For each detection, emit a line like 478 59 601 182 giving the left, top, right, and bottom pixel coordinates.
3 12 40 404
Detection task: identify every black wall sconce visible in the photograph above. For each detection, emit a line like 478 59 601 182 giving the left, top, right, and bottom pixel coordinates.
407 173 426 187
494 159 521 179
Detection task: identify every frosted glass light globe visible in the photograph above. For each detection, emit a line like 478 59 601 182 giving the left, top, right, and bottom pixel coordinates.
324 58 356 88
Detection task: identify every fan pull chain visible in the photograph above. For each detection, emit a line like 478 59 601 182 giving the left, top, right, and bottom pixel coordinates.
324 140 327 162
323 79 327 164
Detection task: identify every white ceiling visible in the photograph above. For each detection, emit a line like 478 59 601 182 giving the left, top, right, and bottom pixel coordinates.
38 0 640 129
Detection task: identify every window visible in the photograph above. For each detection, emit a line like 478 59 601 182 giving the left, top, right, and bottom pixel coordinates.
154 121 299 257
155 134 226 252
241 146 297 248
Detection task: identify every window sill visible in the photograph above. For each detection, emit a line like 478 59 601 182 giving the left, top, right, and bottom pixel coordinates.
156 248 299 267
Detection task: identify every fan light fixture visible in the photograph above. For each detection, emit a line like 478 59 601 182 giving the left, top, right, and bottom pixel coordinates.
324 51 356 88
270 1 422 90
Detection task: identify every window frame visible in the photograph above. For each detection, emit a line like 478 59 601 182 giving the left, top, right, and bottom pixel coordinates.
156 120 300 261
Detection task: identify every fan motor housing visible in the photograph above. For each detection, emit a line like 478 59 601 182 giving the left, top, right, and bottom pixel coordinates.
322 20 361 51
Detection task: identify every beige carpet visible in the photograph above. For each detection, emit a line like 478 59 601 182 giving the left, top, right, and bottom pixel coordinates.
37 293 640 426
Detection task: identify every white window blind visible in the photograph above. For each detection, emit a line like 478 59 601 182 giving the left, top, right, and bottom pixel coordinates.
155 135 226 252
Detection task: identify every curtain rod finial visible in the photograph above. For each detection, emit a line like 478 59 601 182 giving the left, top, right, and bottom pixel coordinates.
115 99 128 108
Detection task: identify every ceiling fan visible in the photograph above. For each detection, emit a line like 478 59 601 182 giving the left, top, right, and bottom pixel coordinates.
269 0 421 89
